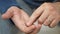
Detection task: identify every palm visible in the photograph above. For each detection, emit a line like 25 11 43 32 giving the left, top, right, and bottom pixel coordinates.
11 10 31 33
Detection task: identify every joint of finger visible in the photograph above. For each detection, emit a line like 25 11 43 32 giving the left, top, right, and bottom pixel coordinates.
44 21 49 26
38 19 43 24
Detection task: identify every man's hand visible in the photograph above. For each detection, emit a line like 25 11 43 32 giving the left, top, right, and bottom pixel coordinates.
2 6 37 33
26 2 60 28
26 24 41 34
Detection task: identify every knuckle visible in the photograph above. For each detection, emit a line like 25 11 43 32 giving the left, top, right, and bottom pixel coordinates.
43 2 51 6
44 21 49 26
40 2 48 8
41 2 48 7
33 12 40 17
43 2 48 5
10 6 21 12
43 3 56 11
49 7 55 11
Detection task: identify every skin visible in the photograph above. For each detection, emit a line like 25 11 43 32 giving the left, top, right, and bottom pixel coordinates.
2 6 42 34
2 2 60 34
26 2 60 28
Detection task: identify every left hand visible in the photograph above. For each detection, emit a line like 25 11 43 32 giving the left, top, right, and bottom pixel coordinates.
2 6 42 34
2 6 35 33
26 2 60 28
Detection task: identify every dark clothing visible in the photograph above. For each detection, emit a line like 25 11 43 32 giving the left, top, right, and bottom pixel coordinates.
23 0 56 9
0 0 58 13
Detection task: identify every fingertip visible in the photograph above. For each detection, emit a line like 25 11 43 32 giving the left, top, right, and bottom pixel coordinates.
2 14 4 18
49 24 56 28
49 26 54 28
31 25 36 29
26 23 31 26
2 13 12 19
26 21 32 27
2 14 7 19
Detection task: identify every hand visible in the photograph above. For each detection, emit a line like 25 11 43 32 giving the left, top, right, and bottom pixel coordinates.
26 24 41 34
2 6 36 33
26 2 60 28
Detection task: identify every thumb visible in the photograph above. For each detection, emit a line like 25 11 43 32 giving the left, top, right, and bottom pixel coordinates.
2 9 13 19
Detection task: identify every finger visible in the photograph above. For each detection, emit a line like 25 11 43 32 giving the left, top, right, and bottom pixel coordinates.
11 12 35 33
9 8 35 33
43 15 55 26
20 10 29 22
24 25 36 33
27 24 42 34
31 24 42 34
38 9 49 24
26 5 45 26
2 7 21 19
2 9 13 19
21 10 36 33
49 18 59 28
